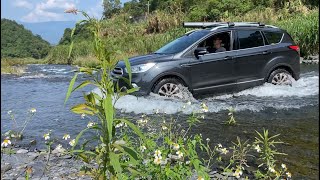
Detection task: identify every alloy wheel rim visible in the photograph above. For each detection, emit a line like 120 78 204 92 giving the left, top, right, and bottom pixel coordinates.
158 83 183 98
271 72 292 85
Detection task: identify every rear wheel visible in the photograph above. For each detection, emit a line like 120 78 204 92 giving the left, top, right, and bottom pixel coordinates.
267 69 293 86
153 78 185 98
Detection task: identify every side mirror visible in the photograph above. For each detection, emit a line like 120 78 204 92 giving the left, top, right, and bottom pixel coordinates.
194 47 208 59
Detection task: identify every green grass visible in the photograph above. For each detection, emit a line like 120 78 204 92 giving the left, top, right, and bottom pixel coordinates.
1 58 46 75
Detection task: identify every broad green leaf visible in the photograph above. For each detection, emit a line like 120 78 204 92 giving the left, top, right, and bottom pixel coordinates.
123 58 132 84
72 80 92 93
104 94 114 142
109 152 122 174
112 144 139 162
68 41 74 59
65 73 78 105
126 87 140 94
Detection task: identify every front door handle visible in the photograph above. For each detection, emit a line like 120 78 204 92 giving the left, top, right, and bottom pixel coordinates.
262 51 271 55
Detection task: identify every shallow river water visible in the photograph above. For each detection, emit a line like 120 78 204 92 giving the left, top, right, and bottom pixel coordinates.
1 64 319 179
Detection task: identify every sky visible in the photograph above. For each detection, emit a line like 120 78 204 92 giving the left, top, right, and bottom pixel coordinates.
1 0 131 23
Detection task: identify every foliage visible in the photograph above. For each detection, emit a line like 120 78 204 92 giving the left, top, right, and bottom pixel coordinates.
1 19 51 59
103 0 122 19
63 10 214 179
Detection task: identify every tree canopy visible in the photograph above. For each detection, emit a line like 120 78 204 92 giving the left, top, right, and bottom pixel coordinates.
1 19 51 59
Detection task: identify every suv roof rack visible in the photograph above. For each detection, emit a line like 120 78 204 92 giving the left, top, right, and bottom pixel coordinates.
183 22 275 29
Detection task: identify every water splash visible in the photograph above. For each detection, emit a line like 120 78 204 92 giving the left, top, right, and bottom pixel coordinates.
108 72 319 114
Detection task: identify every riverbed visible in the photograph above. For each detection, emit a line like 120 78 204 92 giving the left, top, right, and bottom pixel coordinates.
1 64 318 179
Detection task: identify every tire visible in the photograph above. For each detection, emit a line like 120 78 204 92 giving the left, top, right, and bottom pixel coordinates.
267 69 293 86
152 78 185 98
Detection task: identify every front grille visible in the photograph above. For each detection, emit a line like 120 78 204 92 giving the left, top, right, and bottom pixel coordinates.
112 67 123 76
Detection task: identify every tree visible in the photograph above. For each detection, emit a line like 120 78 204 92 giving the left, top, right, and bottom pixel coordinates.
103 0 121 19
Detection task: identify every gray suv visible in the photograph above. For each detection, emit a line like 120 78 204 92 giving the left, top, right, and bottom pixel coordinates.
112 22 300 98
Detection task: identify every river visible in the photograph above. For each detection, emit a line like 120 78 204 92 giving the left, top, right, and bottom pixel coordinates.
1 64 319 179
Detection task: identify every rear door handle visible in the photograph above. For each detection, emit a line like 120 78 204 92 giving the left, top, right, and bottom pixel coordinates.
224 56 233 60
262 51 271 55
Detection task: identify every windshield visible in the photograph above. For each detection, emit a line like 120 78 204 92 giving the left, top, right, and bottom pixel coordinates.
155 30 210 54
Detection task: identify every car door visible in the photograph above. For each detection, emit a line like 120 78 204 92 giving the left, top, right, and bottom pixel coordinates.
234 29 270 88
185 31 238 93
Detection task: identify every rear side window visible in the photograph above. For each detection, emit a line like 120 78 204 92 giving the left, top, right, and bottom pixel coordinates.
237 30 264 49
263 31 283 44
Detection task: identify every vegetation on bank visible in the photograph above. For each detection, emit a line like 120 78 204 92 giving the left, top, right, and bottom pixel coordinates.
1 58 46 75
1 0 318 69
46 0 318 66
1 19 51 59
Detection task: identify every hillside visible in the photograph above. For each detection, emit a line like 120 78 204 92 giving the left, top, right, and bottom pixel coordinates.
1 19 51 59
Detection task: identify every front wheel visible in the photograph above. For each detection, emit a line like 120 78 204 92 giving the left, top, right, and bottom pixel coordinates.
153 78 185 99
267 69 293 86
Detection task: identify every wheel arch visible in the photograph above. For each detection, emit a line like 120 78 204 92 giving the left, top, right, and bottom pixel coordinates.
265 64 295 82
151 72 190 92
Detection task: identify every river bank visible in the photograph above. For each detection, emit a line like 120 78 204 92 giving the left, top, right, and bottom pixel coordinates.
1 147 236 180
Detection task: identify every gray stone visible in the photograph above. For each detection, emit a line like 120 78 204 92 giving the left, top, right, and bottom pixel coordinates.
16 149 29 154
61 155 72 159
1 163 12 173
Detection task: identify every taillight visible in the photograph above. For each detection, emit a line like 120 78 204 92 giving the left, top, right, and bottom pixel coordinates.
288 45 300 56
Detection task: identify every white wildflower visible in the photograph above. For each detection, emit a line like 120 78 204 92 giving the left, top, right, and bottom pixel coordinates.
87 122 95 128
176 151 183 158
153 156 162 165
281 164 287 169
62 134 70 140
30 108 36 113
254 145 261 153
154 150 161 157
286 172 291 178
172 143 180 150
140 145 147 152
69 139 76 146
1 139 11 147
220 148 229 155
43 133 50 140
81 114 86 119
187 101 191 105
206 138 210 142
7 110 12 115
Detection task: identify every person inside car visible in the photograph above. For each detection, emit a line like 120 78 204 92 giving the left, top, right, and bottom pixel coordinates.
213 36 226 53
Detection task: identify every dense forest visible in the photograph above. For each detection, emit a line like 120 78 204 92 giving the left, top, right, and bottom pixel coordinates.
1 19 51 59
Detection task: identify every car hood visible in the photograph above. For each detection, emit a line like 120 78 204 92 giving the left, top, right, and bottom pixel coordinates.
117 53 174 67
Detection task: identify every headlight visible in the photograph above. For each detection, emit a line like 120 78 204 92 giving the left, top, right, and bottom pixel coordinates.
126 63 156 73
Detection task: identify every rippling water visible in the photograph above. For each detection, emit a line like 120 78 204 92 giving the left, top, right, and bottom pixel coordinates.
1 64 319 179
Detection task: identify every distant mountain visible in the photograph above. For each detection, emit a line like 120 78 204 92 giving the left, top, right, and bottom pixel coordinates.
1 19 51 59
19 21 76 45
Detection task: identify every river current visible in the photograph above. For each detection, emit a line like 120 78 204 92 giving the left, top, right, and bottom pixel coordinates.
1 64 318 179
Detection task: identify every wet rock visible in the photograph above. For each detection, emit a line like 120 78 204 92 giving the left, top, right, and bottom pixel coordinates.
16 149 28 154
1 163 12 173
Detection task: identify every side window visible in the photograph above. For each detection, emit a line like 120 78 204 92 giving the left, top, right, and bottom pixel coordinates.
197 31 231 54
237 30 264 49
263 31 283 44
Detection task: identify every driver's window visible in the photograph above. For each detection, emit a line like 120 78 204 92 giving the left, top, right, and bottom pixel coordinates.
198 31 231 54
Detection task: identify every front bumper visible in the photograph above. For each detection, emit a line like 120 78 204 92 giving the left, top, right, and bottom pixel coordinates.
111 71 151 96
